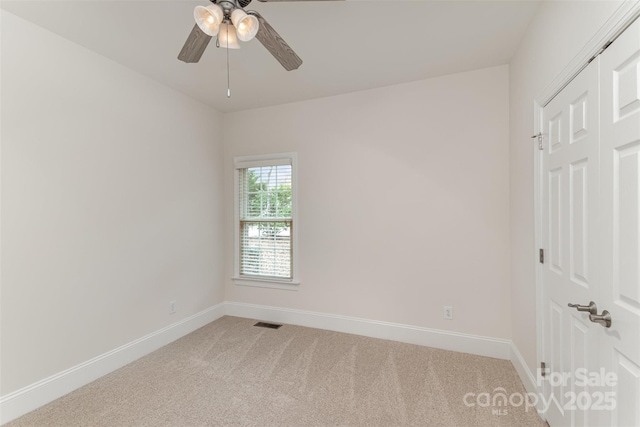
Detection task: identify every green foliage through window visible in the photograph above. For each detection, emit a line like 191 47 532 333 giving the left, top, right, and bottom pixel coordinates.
244 166 291 219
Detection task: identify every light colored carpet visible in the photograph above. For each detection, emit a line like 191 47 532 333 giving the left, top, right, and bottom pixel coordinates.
8 316 547 426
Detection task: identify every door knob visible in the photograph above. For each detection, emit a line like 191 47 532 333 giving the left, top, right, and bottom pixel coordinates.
589 310 612 328
568 301 598 315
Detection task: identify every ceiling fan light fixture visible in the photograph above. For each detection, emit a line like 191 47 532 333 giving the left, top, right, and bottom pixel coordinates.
218 22 241 49
194 4 223 36
230 9 259 42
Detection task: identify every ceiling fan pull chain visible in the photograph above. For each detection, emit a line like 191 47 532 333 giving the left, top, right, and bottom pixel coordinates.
226 23 231 98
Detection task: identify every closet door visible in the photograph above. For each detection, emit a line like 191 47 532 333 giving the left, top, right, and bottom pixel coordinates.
599 17 640 427
542 56 601 427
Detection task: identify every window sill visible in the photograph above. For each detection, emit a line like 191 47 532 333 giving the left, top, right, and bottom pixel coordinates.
232 276 300 291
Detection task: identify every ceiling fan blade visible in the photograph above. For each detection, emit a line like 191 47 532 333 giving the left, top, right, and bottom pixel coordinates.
178 24 212 63
247 11 302 71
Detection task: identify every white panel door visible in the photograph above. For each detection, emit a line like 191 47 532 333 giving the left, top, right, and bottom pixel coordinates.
599 17 640 427
542 57 602 427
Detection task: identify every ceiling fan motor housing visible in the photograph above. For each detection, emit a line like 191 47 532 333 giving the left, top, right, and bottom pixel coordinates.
213 0 252 12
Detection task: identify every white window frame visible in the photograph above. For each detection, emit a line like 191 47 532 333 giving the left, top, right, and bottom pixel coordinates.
232 152 299 290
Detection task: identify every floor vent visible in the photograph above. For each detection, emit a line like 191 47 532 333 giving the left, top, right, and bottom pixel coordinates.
254 322 282 329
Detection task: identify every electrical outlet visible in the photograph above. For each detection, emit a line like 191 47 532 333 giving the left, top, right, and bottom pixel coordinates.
170 300 177 314
444 305 453 320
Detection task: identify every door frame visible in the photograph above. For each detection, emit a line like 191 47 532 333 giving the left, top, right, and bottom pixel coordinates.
532 0 640 417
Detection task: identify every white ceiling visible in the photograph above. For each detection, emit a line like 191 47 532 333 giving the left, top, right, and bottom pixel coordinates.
1 0 540 112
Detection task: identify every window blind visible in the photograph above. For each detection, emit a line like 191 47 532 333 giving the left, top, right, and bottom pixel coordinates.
238 164 292 279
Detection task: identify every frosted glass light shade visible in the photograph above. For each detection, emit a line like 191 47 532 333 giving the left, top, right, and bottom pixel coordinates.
194 4 223 36
218 22 241 49
230 9 259 42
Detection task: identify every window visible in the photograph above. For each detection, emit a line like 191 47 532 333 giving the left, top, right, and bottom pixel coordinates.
233 153 298 288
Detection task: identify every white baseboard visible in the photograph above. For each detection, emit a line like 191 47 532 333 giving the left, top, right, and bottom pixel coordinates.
509 342 539 395
225 301 512 360
510 342 546 415
0 303 225 425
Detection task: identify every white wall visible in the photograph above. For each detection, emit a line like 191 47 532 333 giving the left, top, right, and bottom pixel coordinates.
0 12 225 395
509 1 625 376
224 66 511 340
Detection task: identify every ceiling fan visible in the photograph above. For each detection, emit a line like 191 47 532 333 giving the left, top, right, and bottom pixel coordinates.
178 0 339 71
